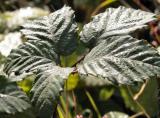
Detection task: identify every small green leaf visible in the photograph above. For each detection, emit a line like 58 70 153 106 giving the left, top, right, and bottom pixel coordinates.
99 87 114 101
65 73 79 91
18 75 35 94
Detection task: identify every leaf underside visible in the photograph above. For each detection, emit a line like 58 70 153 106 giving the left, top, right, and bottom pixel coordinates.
78 36 160 85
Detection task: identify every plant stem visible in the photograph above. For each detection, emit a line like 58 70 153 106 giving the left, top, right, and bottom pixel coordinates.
133 80 148 100
127 86 150 118
85 89 101 118
57 105 65 118
91 0 117 16
129 112 144 118
133 0 150 12
72 55 85 67
65 80 69 118
72 90 77 115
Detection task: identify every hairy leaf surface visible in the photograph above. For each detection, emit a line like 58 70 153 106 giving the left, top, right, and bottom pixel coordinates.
78 36 160 84
21 5 78 55
80 6 156 46
4 40 59 81
30 66 73 118
3 6 76 118
4 6 78 79
4 6 78 80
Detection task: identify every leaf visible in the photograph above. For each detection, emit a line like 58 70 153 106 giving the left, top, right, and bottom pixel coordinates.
120 86 140 112
21 5 78 55
104 111 129 118
30 66 73 118
99 87 114 101
2 6 77 118
4 6 78 80
4 40 59 81
137 79 159 116
78 35 160 84
0 52 7 64
65 73 79 91
2 109 35 118
120 79 159 116
0 76 32 116
157 46 160 55
80 6 156 47
60 52 78 67
18 75 35 95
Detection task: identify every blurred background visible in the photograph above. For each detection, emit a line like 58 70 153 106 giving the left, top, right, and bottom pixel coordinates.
0 0 160 118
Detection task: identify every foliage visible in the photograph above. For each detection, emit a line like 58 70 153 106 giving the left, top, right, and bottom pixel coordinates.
0 75 34 118
0 1 160 118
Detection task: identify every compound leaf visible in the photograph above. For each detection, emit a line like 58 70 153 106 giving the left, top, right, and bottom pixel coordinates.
78 36 160 84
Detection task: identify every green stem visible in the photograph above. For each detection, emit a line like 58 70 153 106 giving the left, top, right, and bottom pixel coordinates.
85 90 101 118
